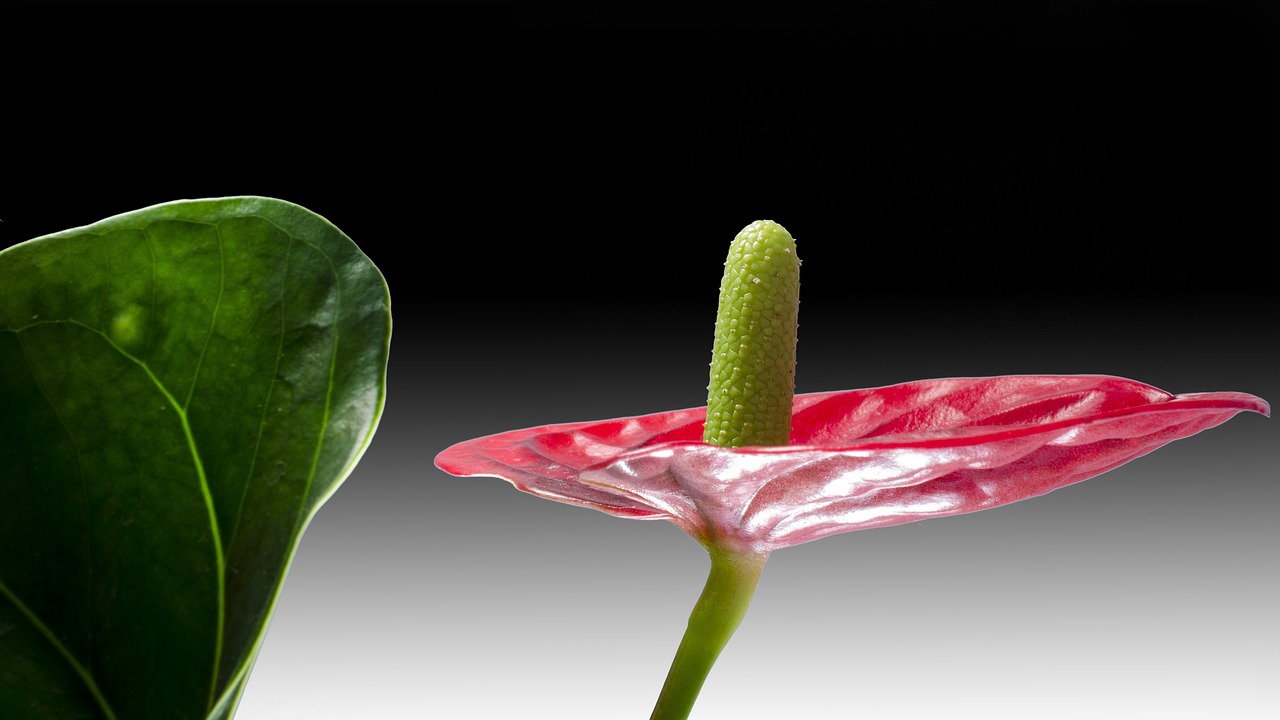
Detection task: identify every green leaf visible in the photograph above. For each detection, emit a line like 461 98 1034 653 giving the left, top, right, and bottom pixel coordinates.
0 197 391 719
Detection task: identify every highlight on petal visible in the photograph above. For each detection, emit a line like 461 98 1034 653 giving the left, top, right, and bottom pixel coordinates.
434 376 1268 552
433 408 705 519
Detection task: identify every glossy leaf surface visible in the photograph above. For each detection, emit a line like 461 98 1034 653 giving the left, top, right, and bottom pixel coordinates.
436 375 1267 553
0 198 391 719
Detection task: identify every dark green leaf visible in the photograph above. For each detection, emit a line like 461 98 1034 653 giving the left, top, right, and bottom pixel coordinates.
0 197 391 719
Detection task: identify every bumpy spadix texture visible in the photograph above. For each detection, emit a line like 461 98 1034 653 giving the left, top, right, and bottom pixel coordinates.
704 220 799 447
435 375 1267 553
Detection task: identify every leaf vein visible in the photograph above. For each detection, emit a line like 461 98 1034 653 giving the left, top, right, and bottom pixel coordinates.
0 581 118 720
142 220 230 705
219 235 290 691
8 330 99 711
297 242 342 528
6 317 228 713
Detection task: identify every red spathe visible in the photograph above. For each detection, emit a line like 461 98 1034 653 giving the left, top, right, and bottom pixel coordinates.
435 375 1268 553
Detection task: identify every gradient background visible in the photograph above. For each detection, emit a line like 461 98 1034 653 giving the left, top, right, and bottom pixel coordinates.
9 4 1277 719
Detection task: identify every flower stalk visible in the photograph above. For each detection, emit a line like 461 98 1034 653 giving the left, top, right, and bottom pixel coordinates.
650 548 769 720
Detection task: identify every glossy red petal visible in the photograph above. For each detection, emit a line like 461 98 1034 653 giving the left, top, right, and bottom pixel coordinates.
434 376 1268 552
434 408 706 519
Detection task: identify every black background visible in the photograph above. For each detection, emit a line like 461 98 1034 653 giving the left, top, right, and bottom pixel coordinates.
9 2 1278 312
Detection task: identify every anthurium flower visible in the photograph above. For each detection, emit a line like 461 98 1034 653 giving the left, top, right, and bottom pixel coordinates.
434 220 1267 720
434 374 1268 555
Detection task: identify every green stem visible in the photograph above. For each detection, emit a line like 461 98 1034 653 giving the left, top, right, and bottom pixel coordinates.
650 547 768 720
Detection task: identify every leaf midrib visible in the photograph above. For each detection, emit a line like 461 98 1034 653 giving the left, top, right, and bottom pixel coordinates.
2 318 225 718
181 223 229 710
